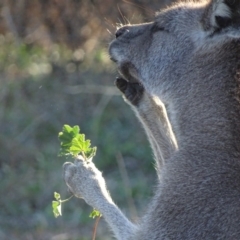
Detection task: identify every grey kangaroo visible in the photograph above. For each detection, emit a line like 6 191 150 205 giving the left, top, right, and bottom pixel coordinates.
63 0 240 239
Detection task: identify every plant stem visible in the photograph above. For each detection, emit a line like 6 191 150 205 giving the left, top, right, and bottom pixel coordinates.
81 151 87 160
60 194 74 203
92 215 101 240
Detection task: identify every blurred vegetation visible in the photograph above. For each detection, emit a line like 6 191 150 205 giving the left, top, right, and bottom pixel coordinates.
0 0 174 239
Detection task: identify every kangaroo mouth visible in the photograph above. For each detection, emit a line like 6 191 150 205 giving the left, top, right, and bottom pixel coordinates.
109 43 140 83
117 62 140 83
109 41 139 83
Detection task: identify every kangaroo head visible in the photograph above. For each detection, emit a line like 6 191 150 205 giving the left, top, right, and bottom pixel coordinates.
109 0 240 150
109 0 240 96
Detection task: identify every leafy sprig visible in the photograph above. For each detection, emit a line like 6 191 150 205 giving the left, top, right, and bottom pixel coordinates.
89 208 102 219
53 124 101 219
52 192 73 218
58 124 97 159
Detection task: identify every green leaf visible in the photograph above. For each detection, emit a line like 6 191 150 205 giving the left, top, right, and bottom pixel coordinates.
58 124 97 160
86 146 97 159
72 125 80 136
54 192 61 201
52 192 62 218
89 209 102 219
63 124 74 134
59 125 76 142
52 192 74 218
52 200 62 218
69 138 82 156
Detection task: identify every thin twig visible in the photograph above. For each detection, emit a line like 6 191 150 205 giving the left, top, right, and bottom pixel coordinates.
60 194 74 203
92 215 101 240
122 0 154 14
117 4 127 25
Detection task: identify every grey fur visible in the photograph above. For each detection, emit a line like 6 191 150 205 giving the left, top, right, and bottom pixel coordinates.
63 0 240 239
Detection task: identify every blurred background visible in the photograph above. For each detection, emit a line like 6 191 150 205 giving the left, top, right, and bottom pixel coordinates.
0 0 175 239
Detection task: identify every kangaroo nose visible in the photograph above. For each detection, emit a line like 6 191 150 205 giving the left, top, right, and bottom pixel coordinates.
115 27 128 38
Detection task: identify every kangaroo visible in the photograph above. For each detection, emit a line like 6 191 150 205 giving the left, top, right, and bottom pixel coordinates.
63 0 240 239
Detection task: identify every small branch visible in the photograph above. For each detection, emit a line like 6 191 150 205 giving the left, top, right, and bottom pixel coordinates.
92 215 101 240
81 151 87 160
60 194 74 203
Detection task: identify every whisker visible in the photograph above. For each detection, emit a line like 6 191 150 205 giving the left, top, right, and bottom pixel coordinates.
106 28 113 36
122 0 154 15
117 4 126 25
124 15 130 25
104 17 113 26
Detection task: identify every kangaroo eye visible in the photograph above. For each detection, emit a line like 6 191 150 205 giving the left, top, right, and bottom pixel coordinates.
152 23 165 33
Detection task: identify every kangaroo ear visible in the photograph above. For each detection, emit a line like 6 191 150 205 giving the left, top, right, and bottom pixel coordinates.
202 0 240 31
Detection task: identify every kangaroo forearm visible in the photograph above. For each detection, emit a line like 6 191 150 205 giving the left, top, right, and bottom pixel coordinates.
136 112 165 171
115 78 177 162
134 94 178 161
98 201 137 240
63 159 137 240
139 110 175 160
